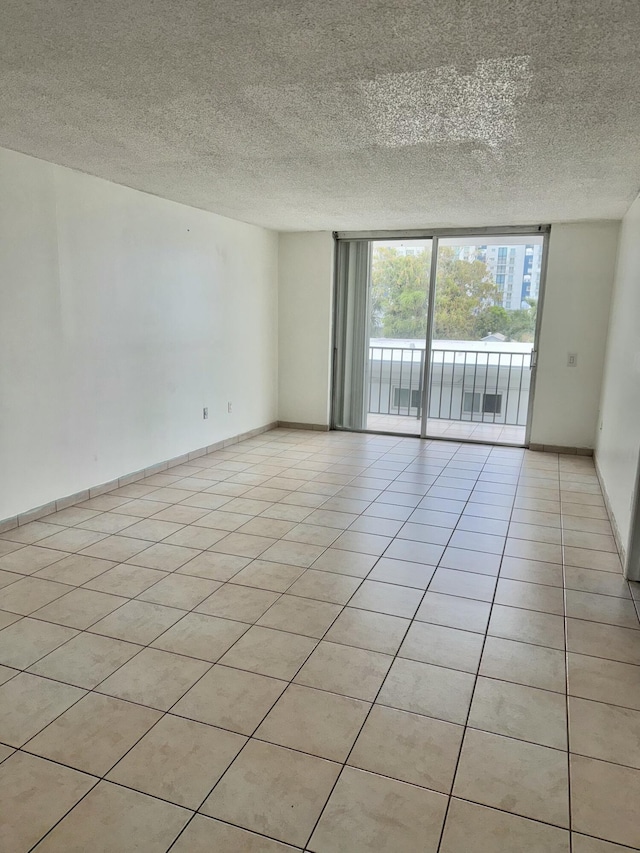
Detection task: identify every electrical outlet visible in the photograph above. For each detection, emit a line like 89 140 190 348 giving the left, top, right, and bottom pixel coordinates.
567 353 578 367
203 407 208 419
227 402 233 414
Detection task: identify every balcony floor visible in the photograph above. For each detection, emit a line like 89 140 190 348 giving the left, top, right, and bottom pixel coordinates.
366 413 526 445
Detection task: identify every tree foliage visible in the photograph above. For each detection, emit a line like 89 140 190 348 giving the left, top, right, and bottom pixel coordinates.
370 246 537 342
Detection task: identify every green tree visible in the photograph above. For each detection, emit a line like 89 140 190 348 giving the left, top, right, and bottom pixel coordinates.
371 246 504 340
433 250 502 340
370 247 431 338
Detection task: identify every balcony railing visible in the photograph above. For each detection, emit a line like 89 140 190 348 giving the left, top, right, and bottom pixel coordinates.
368 346 532 426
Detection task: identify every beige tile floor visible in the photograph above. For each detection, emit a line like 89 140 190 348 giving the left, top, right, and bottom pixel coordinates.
0 428 639 851
367 414 526 445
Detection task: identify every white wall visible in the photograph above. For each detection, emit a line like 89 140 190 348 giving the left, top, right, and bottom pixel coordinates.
278 232 334 426
0 147 278 521
596 196 640 561
529 221 619 448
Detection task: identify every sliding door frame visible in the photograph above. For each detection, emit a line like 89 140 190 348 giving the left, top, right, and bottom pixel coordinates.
332 225 551 446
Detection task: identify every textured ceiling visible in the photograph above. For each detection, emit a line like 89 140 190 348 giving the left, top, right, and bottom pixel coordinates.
1 1 640 230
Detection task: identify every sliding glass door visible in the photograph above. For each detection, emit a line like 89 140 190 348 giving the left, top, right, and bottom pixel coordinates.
332 229 548 446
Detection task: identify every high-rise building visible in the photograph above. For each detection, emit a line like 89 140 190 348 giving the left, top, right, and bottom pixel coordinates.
455 243 543 309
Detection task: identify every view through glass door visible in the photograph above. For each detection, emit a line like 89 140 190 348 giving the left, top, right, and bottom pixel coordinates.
425 235 544 445
333 230 547 446
367 239 432 437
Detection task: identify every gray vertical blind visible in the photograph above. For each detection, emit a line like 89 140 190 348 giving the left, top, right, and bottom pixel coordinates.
332 240 371 430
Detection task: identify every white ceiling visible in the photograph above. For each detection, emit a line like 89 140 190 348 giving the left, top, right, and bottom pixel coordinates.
1 1 639 231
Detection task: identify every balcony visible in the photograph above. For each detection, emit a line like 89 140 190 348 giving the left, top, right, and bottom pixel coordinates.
367 341 532 444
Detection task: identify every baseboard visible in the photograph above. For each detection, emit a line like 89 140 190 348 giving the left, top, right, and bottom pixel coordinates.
528 443 593 456
0 421 279 535
277 421 330 432
593 452 628 569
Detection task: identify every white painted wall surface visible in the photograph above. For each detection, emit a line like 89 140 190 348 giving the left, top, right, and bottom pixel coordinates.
596 196 640 557
278 232 334 426
529 221 619 448
0 147 278 521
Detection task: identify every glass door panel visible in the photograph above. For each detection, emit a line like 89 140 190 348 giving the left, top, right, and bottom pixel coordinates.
366 239 432 435
426 235 544 445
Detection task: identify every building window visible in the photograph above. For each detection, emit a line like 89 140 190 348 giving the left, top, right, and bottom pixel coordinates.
463 392 481 413
483 393 502 414
496 274 505 284
463 392 503 415
393 387 421 409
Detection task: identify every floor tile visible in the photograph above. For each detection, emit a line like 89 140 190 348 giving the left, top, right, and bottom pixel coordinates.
256 683 370 761
428 567 496 601
377 657 475 724
151 612 248 661
176 551 251 581
219 625 316 679
90 599 185 644
26 692 161 775
308 765 447 853
126 542 200 571
31 631 142 688
201 739 340 847
399 621 484 673
569 696 640 769
138 573 220 609
170 815 298 852
565 566 631 598
231 559 305 592
348 579 422 618
469 676 567 748
257 594 342 638
80 535 151 562
294 641 392 701
0 751 95 852
332 530 392 556
567 653 640 710
1 521 66 544
495 577 565 615
564 547 622 573
286 569 361 604
0 672 85 746
163 525 228 549
33 587 127 629
311 548 377 578
84 563 167 596
453 728 569 827
368 556 435 588
488 604 565 649
0 545 66 575
500 555 564 587
33 780 190 852
416 592 491 633
480 636 566 693
196 583 279 622
571 835 636 853
37 527 108 553
566 618 640 665
440 798 570 853
34 553 115 585
383 538 444 565
107 713 245 807
565 589 639 630
173 664 287 734
0 576 73 615
97 647 210 709
210 532 278 558
348 704 463 792
0 616 78 668
570 754 640 849
439 546 502 576
324 607 409 654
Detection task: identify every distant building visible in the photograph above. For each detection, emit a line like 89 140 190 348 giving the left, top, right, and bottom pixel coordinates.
455 243 543 310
